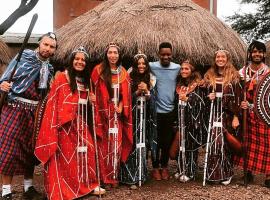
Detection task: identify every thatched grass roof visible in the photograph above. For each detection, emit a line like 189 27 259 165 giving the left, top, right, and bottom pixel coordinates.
0 39 11 65
266 40 270 66
54 0 246 68
0 39 11 75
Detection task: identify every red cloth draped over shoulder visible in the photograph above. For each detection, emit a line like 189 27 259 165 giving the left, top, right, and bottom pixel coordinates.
91 64 133 162
34 72 98 199
35 72 78 164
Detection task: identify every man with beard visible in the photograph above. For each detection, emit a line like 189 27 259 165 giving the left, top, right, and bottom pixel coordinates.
239 40 270 187
149 42 180 181
0 32 57 199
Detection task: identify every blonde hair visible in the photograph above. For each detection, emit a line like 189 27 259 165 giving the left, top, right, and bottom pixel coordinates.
204 50 239 88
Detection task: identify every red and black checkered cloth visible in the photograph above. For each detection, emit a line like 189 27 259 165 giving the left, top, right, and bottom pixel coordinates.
244 112 270 174
0 81 40 175
236 78 270 174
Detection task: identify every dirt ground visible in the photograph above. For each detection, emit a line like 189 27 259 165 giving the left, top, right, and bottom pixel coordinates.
1 160 270 200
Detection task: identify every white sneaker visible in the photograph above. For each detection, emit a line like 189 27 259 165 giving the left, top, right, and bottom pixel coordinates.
130 185 137 190
179 175 191 183
174 172 180 179
221 177 232 186
92 186 106 195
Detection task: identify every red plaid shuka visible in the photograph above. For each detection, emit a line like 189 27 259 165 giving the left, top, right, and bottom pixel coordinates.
0 81 40 175
238 66 270 174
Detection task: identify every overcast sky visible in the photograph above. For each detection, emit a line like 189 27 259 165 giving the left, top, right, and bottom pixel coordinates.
0 0 256 34
0 0 53 34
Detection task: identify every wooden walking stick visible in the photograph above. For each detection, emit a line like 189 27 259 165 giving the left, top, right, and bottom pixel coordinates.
0 13 38 113
240 48 250 187
243 65 248 187
90 81 102 197
203 88 214 186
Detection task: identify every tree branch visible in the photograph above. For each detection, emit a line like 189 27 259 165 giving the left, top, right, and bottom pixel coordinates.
227 0 270 42
0 0 39 35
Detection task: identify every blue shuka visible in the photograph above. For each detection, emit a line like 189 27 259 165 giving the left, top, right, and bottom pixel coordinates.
0 49 54 100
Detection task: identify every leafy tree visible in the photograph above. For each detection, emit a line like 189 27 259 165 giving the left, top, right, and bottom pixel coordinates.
227 0 270 42
0 0 39 35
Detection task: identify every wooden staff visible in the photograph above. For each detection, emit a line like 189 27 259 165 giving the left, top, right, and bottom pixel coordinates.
90 81 102 197
243 65 248 187
0 14 38 113
203 88 214 186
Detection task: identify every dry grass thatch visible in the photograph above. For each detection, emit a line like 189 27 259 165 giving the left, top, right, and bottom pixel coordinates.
0 39 11 75
54 0 246 68
0 39 11 65
266 40 270 66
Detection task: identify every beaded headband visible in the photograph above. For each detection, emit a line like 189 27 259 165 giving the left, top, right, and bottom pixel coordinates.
72 46 89 58
134 50 147 60
215 49 230 55
108 42 120 50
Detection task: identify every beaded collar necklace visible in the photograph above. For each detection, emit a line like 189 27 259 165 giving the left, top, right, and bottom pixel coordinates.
111 66 122 75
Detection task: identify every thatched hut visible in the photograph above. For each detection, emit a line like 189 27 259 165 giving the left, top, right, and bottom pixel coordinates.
266 40 270 66
0 39 11 76
54 0 246 69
